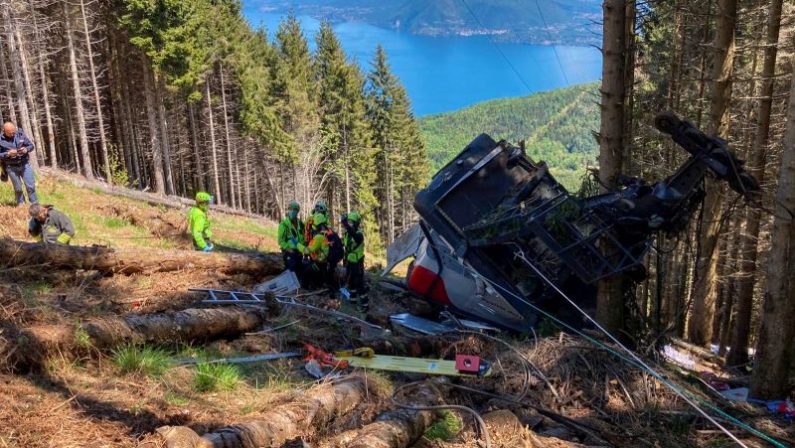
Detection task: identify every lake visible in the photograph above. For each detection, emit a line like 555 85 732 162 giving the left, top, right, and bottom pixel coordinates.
242 4 602 116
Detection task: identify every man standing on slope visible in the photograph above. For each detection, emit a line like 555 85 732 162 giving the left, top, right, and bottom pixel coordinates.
278 200 306 275
0 122 37 206
341 211 367 309
28 203 75 245
189 192 214 252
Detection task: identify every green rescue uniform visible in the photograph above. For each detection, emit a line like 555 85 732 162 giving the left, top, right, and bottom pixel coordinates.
342 212 366 301
278 215 306 273
188 205 212 250
28 207 75 245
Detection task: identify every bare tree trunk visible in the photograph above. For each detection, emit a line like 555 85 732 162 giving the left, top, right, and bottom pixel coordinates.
595 0 630 333
28 0 57 167
727 0 782 367
750 56 795 399
11 12 43 168
78 0 110 180
0 46 16 124
142 57 165 194
205 78 221 203
155 76 175 194
187 100 204 191
3 6 37 170
688 0 736 346
219 67 236 208
63 2 93 178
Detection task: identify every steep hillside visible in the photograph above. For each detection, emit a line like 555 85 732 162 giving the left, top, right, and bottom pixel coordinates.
419 83 599 189
0 173 278 253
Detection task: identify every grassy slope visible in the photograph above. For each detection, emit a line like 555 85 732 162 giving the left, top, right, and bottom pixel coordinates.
419 82 599 190
0 172 279 252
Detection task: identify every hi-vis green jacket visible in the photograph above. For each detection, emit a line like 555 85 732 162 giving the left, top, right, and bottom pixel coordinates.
343 230 365 263
188 205 212 249
278 217 305 251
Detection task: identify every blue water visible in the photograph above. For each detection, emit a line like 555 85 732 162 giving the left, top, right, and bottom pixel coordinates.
242 5 602 116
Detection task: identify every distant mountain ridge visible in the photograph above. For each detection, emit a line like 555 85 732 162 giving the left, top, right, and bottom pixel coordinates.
418 83 600 190
257 0 601 46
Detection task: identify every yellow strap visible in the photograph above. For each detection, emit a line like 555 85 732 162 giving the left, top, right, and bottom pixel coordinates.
335 354 491 377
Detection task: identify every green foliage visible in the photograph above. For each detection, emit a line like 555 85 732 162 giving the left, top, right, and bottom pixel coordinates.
365 46 429 243
120 0 237 93
73 328 93 349
193 363 241 392
103 217 128 229
112 344 171 376
107 147 129 187
424 410 462 441
419 83 599 190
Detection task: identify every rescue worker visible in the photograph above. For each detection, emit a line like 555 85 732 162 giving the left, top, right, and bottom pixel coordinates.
189 191 213 252
302 212 343 291
341 211 367 309
277 200 306 274
0 122 37 205
28 203 74 245
304 200 329 243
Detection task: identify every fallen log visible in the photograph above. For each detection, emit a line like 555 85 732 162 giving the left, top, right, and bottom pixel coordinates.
40 167 269 220
83 307 268 349
154 376 369 448
0 238 282 276
4 307 267 369
319 381 442 448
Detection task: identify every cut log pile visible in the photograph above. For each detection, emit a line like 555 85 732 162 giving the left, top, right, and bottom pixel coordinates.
153 376 370 448
0 238 282 275
319 381 442 448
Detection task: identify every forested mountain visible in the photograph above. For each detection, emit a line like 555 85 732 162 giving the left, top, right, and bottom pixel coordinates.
0 1 427 251
256 0 602 46
419 83 599 189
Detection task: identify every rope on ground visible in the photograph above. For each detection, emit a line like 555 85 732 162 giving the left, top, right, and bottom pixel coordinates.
455 329 560 403
465 253 788 448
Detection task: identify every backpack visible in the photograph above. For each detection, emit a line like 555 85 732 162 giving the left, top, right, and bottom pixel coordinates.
326 230 344 265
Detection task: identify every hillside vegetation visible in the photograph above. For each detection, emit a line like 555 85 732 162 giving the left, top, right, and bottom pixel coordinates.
419 83 599 189
0 174 278 253
265 0 602 45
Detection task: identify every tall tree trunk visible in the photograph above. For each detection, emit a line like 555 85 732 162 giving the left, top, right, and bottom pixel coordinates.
687 0 736 346
12 12 43 168
0 46 17 125
727 0 782 367
142 58 165 194
187 100 205 191
28 0 57 167
10 12 43 168
750 55 795 399
79 0 110 180
3 6 37 170
595 0 630 333
63 2 93 179
156 76 175 195
205 78 221 203
219 67 236 208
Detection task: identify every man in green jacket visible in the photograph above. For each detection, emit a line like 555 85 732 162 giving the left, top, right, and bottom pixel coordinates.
189 192 213 252
28 204 75 245
341 211 367 308
278 200 305 274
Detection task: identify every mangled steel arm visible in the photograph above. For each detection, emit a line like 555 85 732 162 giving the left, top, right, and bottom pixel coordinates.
583 112 760 236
